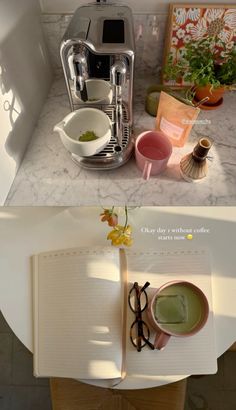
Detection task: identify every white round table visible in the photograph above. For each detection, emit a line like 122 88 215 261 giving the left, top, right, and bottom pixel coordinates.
0 206 236 389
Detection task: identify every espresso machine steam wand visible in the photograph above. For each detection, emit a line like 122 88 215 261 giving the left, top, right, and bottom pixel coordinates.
110 60 127 148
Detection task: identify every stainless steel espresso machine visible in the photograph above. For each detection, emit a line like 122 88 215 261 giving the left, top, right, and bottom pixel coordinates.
60 1 135 169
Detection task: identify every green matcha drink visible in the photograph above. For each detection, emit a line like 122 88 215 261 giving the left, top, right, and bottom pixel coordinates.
154 283 205 334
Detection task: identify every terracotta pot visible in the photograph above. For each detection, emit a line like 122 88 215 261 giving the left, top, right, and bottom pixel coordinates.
194 85 225 105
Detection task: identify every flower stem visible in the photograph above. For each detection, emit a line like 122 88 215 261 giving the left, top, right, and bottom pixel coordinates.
124 206 128 230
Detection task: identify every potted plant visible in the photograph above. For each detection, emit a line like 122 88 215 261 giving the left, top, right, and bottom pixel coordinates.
164 36 236 106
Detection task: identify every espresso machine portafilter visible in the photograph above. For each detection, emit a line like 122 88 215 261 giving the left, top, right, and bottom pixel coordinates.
60 2 135 170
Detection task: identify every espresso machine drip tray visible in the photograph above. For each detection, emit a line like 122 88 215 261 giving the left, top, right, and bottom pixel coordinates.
71 104 134 170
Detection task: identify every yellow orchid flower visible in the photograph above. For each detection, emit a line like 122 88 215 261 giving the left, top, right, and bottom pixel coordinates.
107 224 133 247
100 208 118 227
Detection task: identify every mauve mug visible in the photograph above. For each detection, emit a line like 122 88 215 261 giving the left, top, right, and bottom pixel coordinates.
135 130 172 180
147 280 209 350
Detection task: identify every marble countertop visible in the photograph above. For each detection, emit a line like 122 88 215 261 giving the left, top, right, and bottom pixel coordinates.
6 76 236 205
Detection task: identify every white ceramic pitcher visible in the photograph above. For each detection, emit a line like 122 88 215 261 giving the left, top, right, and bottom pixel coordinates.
54 108 111 157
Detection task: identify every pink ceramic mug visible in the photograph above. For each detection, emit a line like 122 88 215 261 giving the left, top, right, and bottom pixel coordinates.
135 130 172 180
147 280 209 350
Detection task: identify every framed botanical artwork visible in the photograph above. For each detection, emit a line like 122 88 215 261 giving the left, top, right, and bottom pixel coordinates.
163 4 236 86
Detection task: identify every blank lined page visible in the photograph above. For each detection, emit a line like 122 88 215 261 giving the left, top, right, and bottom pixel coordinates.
125 249 217 376
33 247 123 379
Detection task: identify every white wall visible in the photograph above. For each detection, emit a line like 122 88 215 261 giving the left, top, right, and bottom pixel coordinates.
40 0 236 14
0 0 53 204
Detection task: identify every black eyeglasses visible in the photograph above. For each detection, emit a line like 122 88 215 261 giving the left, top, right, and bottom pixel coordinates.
128 281 154 352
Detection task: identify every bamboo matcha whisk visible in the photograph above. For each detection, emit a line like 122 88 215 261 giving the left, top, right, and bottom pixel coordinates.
180 137 212 182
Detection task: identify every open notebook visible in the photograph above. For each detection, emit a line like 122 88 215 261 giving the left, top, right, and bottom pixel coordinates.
32 247 217 381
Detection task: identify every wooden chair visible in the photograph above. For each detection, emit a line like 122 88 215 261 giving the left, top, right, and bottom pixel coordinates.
229 342 236 352
50 377 187 410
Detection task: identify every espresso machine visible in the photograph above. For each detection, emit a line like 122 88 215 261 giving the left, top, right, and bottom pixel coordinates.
60 1 135 169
